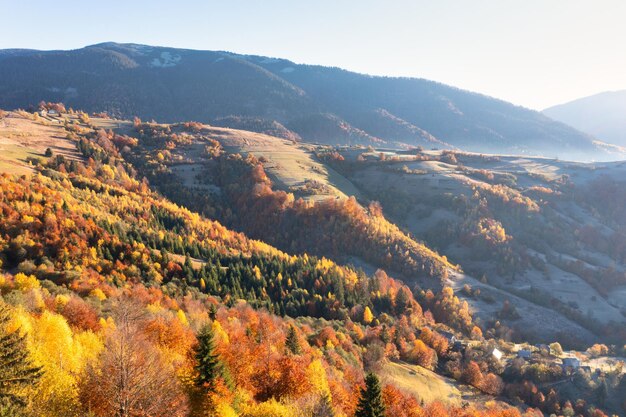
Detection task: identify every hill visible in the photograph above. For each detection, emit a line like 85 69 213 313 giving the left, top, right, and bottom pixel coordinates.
319 149 626 343
544 90 626 147
1 108 625 416
0 42 617 161
100 109 625 348
0 109 469 416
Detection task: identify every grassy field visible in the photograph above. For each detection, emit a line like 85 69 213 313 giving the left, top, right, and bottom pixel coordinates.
381 361 464 405
0 112 81 174
209 126 361 200
381 361 512 408
90 116 134 135
0 143 40 175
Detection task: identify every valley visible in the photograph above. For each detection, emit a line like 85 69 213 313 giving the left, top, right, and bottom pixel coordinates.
0 97 624 417
2 1 626 414
88 110 624 348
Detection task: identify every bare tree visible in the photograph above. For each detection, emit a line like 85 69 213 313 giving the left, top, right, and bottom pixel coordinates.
80 297 188 417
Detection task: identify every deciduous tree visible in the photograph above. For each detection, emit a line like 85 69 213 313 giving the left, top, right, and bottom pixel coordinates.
79 299 188 417
0 302 42 416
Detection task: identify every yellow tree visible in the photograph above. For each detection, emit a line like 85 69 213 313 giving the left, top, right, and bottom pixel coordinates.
362 307 374 325
19 309 102 417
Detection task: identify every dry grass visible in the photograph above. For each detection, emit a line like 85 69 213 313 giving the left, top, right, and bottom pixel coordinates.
381 361 463 405
206 126 361 200
0 112 81 174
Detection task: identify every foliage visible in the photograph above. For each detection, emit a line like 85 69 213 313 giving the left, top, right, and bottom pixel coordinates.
0 302 42 415
355 372 385 417
285 325 301 355
194 322 222 389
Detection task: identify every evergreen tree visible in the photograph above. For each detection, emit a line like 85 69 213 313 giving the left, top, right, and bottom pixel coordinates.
355 373 385 417
394 288 410 315
193 323 221 390
313 393 335 417
208 303 217 321
0 302 42 416
285 325 301 355
595 378 608 406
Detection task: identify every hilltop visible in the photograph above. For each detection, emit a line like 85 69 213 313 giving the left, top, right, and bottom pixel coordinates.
544 90 626 148
0 42 619 161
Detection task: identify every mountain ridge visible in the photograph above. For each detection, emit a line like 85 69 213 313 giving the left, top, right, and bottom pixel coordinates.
0 42 618 161
544 90 626 147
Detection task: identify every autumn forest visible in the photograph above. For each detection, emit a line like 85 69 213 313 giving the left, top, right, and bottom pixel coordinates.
0 101 625 417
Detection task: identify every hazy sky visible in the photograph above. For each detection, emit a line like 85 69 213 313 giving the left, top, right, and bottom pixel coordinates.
2 0 625 110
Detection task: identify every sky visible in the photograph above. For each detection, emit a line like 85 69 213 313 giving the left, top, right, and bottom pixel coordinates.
2 0 626 110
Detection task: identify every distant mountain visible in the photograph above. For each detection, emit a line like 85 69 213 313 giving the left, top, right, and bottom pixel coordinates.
544 90 626 147
0 42 614 159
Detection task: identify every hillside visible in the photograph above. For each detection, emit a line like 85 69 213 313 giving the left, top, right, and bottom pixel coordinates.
93 109 626 348
544 90 626 147
322 149 626 345
1 108 625 416
0 109 475 416
0 42 617 161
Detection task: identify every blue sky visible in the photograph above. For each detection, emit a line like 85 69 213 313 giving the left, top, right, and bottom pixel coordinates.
2 0 625 109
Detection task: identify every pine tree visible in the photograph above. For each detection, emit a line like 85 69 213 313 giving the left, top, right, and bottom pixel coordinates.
595 378 608 406
355 373 385 417
193 323 221 390
394 288 410 315
0 302 42 416
208 303 217 321
313 393 335 417
285 325 301 355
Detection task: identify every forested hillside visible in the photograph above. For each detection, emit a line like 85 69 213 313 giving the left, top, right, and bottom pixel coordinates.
328 149 626 346
0 108 624 416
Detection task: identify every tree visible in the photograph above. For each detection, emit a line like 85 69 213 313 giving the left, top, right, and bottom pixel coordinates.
362 307 374 325
462 361 483 387
594 378 608 407
394 288 410 315
27 310 102 417
355 372 385 417
79 299 188 417
549 342 563 356
208 304 217 321
194 323 222 389
285 325 301 355
313 393 335 417
44 148 53 157
0 303 42 416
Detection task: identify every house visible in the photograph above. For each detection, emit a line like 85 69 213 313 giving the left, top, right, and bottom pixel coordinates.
439 331 457 344
517 349 532 360
47 109 60 116
562 357 581 370
491 348 503 361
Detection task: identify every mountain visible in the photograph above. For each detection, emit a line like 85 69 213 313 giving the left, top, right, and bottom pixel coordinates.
544 90 626 147
0 42 614 160
2 108 625 416
118 113 626 347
